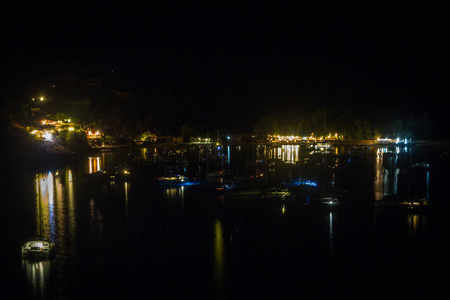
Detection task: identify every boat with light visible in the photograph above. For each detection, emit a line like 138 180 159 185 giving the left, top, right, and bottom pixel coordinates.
261 187 293 199
376 195 430 212
85 167 132 183
21 238 55 259
155 175 189 186
282 178 318 188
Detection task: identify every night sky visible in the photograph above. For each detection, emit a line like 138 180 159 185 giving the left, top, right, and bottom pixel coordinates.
2 6 448 135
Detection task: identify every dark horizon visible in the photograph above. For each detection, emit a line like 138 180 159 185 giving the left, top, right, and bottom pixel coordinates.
2 8 448 136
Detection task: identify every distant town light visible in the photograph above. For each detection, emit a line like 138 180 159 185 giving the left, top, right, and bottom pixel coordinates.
43 131 52 141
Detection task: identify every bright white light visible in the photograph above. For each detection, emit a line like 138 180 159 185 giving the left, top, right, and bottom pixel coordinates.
43 132 52 141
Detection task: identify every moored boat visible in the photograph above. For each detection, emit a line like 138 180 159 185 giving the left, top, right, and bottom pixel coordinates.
21 238 55 259
376 194 430 212
155 175 188 186
282 178 318 188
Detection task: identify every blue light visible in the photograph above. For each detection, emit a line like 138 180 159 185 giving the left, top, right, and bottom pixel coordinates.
179 182 200 186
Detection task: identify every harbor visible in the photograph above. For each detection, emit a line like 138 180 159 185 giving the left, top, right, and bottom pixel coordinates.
4 140 449 298
3 6 449 298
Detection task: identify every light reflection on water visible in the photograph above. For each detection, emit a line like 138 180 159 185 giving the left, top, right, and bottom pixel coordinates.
20 146 440 297
164 185 185 208
89 198 103 249
374 148 401 200
87 156 102 174
269 145 301 163
124 181 129 221
31 168 78 298
214 218 225 298
22 259 51 299
407 213 427 237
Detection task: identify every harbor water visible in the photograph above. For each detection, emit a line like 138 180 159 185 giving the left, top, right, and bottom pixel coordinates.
1 143 449 299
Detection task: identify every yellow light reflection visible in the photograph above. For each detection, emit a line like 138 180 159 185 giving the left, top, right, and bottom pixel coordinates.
214 219 225 297
88 156 102 174
33 167 78 265
164 186 186 208
373 148 400 201
408 214 426 238
165 188 177 201
22 259 51 298
124 182 129 221
374 148 386 201
35 172 54 238
269 145 300 163
282 145 299 163
66 169 76 245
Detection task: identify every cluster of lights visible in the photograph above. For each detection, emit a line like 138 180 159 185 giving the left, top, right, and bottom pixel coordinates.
268 134 339 143
30 119 103 141
30 129 54 141
190 137 212 144
43 131 53 141
268 135 308 142
377 137 409 144
87 131 102 139
40 119 75 132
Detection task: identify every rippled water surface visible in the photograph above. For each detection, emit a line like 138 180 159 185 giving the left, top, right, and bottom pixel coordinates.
2 145 449 298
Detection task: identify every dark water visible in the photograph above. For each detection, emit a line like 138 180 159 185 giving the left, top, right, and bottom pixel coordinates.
1 144 449 299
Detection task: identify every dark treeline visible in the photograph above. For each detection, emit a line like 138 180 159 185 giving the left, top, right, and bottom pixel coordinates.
1 61 441 141
253 107 433 140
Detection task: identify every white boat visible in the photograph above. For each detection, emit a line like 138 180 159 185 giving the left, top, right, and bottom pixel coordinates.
21 238 55 259
22 177 56 260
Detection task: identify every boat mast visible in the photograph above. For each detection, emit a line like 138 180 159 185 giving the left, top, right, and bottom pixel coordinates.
37 174 44 238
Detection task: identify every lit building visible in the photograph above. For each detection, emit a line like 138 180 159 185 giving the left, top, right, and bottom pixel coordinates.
86 129 103 140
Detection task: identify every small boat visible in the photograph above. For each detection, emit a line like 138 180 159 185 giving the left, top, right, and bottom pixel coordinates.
23 180 56 260
155 175 188 186
282 178 318 190
376 195 430 212
21 238 55 259
85 167 132 183
261 187 292 199
217 182 236 192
